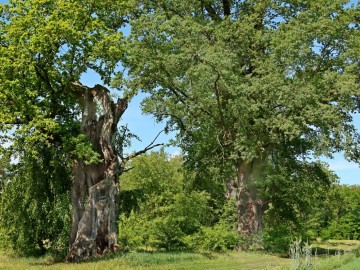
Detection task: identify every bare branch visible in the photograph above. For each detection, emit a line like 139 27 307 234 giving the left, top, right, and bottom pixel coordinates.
119 130 165 168
122 166 135 173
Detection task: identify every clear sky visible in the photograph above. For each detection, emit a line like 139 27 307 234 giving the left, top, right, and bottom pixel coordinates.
1 0 359 185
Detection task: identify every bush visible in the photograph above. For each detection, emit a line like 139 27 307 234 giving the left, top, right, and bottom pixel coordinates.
262 222 295 253
183 197 242 252
119 191 212 250
184 222 242 252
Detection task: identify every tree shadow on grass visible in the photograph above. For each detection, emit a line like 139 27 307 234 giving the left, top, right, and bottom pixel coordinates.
27 250 125 267
28 250 211 267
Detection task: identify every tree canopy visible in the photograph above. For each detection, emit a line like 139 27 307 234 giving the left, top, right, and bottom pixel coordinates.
0 0 126 144
126 0 360 168
0 0 131 260
124 0 360 237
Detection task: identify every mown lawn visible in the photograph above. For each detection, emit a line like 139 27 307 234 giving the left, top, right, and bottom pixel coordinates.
0 251 288 270
313 240 360 255
337 257 360 270
0 250 359 270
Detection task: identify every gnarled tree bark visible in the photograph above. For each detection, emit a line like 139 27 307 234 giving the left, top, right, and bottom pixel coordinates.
66 82 127 262
226 159 267 247
236 162 266 235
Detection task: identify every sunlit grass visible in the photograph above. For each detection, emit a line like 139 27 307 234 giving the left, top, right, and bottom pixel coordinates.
337 257 360 270
312 253 356 270
0 251 288 270
312 239 360 257
0 248 358 270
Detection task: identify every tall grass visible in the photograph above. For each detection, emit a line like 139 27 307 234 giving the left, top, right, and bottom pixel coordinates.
288 238 356 270
121 251 204 267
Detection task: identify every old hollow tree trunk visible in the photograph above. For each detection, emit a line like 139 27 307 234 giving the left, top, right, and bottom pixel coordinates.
66 82 127 261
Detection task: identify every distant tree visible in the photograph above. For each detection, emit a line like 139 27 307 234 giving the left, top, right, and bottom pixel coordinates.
124 0 360 243
119 150 213 250
318 185 360 240
262 160 338 252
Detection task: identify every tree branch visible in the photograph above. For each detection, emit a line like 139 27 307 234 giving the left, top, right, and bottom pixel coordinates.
223 0 231 16
200 0 221 21
119 130 165 168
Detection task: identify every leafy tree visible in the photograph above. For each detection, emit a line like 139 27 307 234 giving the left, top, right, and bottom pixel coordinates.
318 185 360 240
0 146 71 256
261 160 338 252
124 0 360 242
0 0 133 261
119 150 214 250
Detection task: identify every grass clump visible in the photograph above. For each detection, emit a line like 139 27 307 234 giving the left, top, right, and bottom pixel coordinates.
288 238 358 270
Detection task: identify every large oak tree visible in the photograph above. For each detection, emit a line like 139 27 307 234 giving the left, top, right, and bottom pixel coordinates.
124 0 360 241
0 0 131 261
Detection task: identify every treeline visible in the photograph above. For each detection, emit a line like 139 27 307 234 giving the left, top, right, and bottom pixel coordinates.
119 151 360 253
1 149 359 256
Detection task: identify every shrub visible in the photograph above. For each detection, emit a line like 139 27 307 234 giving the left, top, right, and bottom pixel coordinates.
184 222 243 252
119 191 212 251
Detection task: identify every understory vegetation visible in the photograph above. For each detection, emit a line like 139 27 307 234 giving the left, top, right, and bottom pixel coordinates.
116 151 360 255
1 150 360 260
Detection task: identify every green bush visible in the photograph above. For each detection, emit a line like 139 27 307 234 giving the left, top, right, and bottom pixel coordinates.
184 222 242 252
183 197 242 252
119 151 216 251
262 222 295 253
119 191 212 250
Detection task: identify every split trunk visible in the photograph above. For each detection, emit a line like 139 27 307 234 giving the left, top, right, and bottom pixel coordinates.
66 83 127 262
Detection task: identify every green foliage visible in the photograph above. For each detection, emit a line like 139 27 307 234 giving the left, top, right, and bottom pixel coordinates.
1 0 359 258
260 159 337 252
262 184 360 253
67 134 102 165
120 190 212 250
182 197 242 252
0 145 71 256
118 151 243 251
184 219 242 252
124 0 360 241
0 0 128 161
0 0 129 257
318 185 360 241
125 0 360 169
119 151 210 250
262 218 296 253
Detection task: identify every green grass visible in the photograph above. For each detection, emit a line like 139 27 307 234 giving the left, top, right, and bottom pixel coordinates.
0 249 358 270
336 257 360 270
313 240 360 255
0 251 288 270
311 253 357 270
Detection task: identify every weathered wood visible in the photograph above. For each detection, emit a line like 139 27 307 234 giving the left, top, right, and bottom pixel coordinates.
66 82 127 262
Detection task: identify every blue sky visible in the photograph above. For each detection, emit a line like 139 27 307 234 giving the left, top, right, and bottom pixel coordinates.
1 0 359 185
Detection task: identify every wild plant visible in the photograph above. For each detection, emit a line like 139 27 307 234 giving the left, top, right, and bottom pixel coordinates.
289 238 313 270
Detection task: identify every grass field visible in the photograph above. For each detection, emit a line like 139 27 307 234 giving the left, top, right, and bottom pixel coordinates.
313 240 360 255
0 251 288 270
336 257 360 270
0 249 358 270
